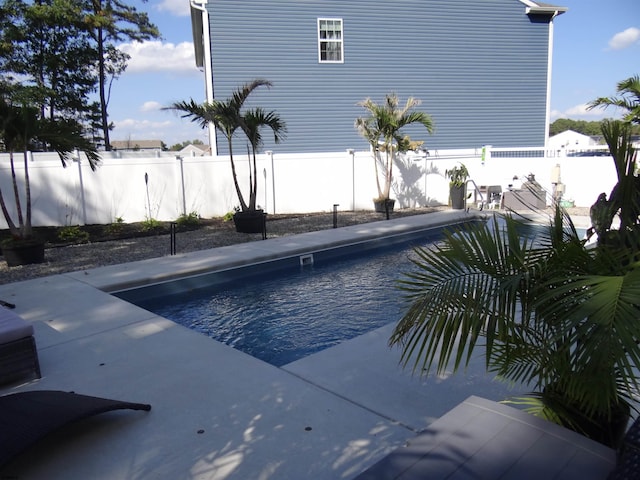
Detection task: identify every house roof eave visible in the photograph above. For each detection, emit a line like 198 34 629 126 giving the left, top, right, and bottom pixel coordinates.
190 2 206 69
519 0 568 17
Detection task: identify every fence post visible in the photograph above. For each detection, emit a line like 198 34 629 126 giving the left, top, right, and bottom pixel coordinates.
176 155 186 216
73 149 87 225
266 151 275 214
347 149 355 211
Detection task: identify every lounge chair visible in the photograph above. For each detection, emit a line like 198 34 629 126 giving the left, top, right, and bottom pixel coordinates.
0 305 41 386
0 390 151 467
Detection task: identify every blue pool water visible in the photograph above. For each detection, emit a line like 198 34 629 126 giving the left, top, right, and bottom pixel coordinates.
121 227 446 366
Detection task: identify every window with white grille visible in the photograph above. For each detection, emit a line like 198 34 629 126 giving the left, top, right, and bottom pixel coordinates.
318 18 343 63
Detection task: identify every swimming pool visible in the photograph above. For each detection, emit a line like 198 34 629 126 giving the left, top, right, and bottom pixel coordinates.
115 226 452 366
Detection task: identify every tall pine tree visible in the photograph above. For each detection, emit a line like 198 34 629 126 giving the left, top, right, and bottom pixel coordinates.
83 0 160 150
0 0 98 124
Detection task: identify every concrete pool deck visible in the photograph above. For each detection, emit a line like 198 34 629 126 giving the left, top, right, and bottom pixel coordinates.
0 210 615 479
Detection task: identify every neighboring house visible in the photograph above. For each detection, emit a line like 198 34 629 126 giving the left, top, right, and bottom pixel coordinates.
190 0 566 155
178 143 210 156
110 140 164 152
548 130 597 150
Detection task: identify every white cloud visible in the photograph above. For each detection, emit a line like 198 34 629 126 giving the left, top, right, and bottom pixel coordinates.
553 103 622 120
140 101 163 112
564 104 600 117
608 27 640 50
156 0 190 17
115 118 173 131
118 40 199 74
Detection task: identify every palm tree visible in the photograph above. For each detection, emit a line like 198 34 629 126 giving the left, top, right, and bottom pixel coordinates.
588 74 640 124
355 94 434 203
0 94 100 243
389 122 640 448
167 79 281 213
240 107 286 211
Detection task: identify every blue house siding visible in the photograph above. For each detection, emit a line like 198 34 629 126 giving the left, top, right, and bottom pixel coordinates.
203 0 559 154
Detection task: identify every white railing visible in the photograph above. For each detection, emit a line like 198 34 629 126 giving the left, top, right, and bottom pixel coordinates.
0 146 617 227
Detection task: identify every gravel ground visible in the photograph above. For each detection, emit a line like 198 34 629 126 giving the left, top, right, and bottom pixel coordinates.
0 208 443 285
0 205 591 285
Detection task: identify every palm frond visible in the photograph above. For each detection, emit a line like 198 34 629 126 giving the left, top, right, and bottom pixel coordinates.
587 74 640 124
391 214 550 378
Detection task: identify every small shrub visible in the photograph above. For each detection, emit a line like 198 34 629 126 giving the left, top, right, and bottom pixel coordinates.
176 211 200 227
57 225 90 244
105 217 125 235
142 218 162 231
223 207 240 222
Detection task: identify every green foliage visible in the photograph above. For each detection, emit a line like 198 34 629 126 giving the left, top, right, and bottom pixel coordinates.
57 225 90 244
141 218 161 231
84 0 160 150
445 163 469 187
167 79 286 212
588 74 640 125
0 0 160 150
552 74 640 139
355 93 434 200
105 217 125 235
549 118 606 137
222 208 240 222
390 119 640 447
176 211 200 227
0 0 99 124
0 89 100 240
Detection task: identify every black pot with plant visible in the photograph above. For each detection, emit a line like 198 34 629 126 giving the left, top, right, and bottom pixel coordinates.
232 209 266 234
445 163 469 209
1 237 45 267
355 93 433 213
0 85 100 266
167 79 286 234
373 198 395 214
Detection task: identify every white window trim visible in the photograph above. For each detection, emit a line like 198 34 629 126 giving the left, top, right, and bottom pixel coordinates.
317 18 344 64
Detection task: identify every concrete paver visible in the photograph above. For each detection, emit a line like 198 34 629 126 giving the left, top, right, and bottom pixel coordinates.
0 210 611 479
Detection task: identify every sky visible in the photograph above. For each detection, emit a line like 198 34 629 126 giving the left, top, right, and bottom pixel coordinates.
107 0 640 147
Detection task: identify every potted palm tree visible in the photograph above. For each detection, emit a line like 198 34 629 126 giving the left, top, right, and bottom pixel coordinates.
0 89 100 266
167 79 286 233
355 93 433 213
235 106 286 232
445 163 469 210
390 117 639 449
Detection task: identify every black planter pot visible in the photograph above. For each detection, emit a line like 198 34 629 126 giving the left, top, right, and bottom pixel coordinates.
2 239 46 267
568 404 630 449
374 198 395 214
450 184 467 210
543 385 631 449
233 210 266 234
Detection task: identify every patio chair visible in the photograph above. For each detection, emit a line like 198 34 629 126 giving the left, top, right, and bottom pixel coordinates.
486 185 503 209
0 390 151 467
0 306 41 386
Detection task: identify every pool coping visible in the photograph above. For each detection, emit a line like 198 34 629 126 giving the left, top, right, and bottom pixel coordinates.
64 210 477 293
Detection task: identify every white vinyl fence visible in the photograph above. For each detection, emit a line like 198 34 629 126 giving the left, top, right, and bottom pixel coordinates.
0 147 617 228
